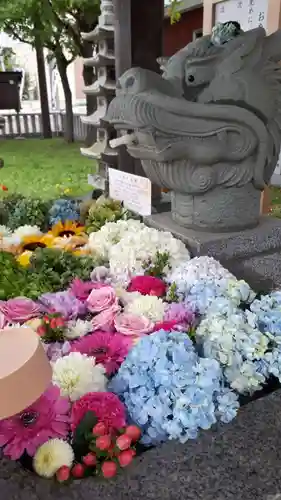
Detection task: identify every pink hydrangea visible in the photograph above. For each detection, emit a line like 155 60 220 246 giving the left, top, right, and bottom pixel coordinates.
69 279 106 302
0 385 70 460
71 392 126 434
70 331 132 375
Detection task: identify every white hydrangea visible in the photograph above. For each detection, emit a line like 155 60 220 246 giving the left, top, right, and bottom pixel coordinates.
52 352 107 401
196 309 268 393
64 319 93 339
125 295 166 322
88 219 145 258
167 256 234 294
109 226 190 283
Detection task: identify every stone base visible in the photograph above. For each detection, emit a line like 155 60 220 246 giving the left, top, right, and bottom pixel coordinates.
144 213 281 291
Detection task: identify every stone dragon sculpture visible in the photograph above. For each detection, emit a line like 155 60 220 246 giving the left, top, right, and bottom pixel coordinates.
105 23 281 231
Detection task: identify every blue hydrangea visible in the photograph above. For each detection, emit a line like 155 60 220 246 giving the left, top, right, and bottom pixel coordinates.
181 278 255 316
49 198 80 226
250 291 281 344
109 330 239 445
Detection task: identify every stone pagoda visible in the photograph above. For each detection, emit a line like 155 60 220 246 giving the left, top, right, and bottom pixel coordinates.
80 0 118 192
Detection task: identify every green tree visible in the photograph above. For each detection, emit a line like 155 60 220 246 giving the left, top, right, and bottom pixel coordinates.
0 0 100 142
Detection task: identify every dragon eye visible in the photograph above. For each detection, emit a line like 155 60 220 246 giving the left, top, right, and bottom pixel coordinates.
188 75 195 82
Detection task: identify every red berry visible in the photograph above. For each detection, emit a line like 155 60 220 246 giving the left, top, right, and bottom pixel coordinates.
56 465 70 482
118 449 134 468
101 461 117 478
83 453 97 467
124 425 141 442
37 325 46 336
116 434 132 451
43 315 50 324
50 318 58 329
92 421 107 436
56 317 65 328
71 463 85 478
95 435 112 451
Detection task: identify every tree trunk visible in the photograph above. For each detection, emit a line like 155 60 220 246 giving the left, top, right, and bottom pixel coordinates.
82 39 97 146
56 55 74 143
35 37 52 138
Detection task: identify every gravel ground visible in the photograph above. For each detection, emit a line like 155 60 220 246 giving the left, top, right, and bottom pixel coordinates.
1 389 281 500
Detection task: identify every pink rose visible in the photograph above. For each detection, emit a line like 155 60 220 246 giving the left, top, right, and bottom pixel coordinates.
114 312 154 337
92 304 121 332
127 275 166 297
0 297 42 324
87 286 118 313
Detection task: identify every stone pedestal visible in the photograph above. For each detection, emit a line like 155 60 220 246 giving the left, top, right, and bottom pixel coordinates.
145 213 281 292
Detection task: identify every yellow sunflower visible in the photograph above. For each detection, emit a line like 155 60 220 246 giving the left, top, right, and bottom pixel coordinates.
20 234 55 252
50 220 85 238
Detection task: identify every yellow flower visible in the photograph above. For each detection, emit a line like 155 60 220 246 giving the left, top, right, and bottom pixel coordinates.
64 188 71 194
25 318 43 331
17 250 33 266
50 220 85 238
33 439 74 478
20 234 55 252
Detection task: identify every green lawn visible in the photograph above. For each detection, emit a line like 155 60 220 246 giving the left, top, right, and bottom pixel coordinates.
0 138 96 200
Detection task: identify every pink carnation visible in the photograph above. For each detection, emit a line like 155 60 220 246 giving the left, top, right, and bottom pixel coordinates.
91 303 121 332
127 275 166 297
114 312 154 337
86 286 118 313
153 320 180 332
71 392 126 434
0 297 42 324
70 331 132 375
0 385 70 460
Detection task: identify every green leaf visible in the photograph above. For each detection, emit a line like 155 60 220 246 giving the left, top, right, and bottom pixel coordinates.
72 411 98 461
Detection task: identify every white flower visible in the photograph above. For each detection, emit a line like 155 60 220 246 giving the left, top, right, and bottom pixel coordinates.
126 295 166 322
88 219 145 258
65 319 93 339
109 226 190 283
52 352 107 401
33 439 74 478
0 225 11 237
3 225 43 247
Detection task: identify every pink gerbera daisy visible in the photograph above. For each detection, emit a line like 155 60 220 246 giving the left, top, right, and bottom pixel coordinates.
0 385 70 460
71 392 126 433
70 331 132 375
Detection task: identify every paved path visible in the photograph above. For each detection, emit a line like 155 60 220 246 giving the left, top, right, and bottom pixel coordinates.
1 390 281 500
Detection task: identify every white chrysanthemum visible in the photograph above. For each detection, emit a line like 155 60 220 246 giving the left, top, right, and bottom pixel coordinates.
126 295 166 322
0 225 11 237
88 219 145 258
52 352 107 401
33 439 74 478
65 319 93 339
109 226 190 283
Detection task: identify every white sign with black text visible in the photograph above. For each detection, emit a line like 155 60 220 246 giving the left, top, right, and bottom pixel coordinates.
108 169 152 217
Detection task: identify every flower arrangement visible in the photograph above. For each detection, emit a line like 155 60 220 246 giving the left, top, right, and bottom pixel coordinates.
1 195 281 483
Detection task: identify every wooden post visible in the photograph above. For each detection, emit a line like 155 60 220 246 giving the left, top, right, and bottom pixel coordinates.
113 0 164 203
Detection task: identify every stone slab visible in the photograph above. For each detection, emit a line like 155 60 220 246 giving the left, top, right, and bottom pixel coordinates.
144 212 281 261
2 390 281 499
226 253 281 292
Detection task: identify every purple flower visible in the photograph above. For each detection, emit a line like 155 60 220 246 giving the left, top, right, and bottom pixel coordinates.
39 291 86 320
164 302 195 327
42 341 71 362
